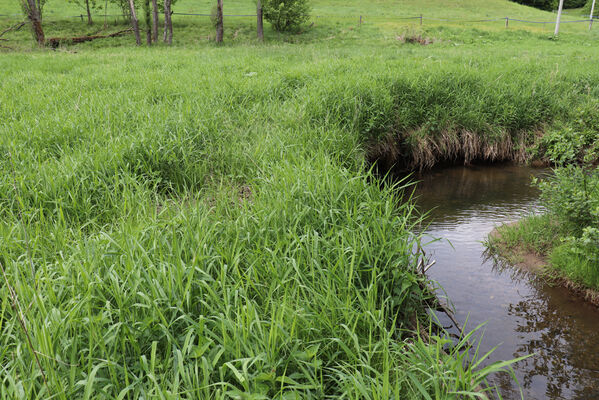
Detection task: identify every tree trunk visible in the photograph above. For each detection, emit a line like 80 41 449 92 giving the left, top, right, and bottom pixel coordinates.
143 0 151 44
128 0 141 45
85 0 93 25
23 0 45 45
104 0 108 27
256 0 263 40
215 0 223 43
168 6 173 43
163 0 172 44
151 0 158 41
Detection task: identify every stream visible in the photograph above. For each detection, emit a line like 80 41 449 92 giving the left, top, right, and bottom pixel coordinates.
413 164 599 400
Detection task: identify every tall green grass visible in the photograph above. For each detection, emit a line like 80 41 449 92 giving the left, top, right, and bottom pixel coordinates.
3 14 599 397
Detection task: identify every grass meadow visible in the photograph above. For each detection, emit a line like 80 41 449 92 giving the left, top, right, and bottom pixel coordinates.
1 0 599 398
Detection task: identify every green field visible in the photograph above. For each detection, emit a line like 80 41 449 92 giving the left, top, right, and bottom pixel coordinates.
1 0 599 49
1 0 599 398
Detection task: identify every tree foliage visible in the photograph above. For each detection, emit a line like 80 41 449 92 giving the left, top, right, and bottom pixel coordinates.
564 0 587 8
583 0 599 16
108 0 177 20
262 0 310 32
515 0 587 10
67 0 100 14
509 0 557 11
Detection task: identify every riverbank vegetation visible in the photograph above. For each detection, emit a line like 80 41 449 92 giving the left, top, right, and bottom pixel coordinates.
490 166 599 294
2 0 599 397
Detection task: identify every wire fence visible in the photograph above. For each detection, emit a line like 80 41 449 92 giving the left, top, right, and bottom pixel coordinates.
1 11 597 27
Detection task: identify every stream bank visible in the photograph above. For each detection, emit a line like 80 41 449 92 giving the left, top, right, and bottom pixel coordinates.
413 164 599 400
489 222 599 308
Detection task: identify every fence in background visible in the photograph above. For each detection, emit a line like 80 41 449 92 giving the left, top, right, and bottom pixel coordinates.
1 11 597 29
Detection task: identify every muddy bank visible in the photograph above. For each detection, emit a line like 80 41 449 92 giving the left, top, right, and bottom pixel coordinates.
489 222 599 308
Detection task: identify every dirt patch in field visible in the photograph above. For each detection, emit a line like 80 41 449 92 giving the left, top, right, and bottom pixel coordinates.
490 222 599 308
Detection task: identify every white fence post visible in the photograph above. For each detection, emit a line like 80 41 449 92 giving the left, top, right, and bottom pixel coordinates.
590 0 596 30
554 0 565 35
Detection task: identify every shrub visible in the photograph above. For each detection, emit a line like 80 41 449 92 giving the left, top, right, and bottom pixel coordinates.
568 226 599 265
535 166 599 232
565 0 587 8
551 226 599 288
262 0 311 32
509 0 558 11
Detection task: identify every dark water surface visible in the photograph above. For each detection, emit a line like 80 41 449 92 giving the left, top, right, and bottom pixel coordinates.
413 165 599 400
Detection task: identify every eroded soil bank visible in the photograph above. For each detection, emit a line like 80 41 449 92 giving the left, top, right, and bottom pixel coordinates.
413 164 599 400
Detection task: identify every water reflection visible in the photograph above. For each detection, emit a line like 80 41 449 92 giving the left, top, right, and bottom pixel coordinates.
413 164 599 400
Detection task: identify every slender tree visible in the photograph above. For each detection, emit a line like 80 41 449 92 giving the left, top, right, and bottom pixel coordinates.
128 0 141 45
215 0 223 42
256 0 263 40
104 0 108 27
20 0 44 45
85 0 93 24
163 0 172 44
151 0 159 41
143 0 151 44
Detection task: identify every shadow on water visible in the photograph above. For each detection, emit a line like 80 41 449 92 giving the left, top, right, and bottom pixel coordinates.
411 164 599 400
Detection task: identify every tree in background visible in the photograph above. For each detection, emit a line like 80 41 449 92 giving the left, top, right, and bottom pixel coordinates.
163 0 172 44
257 0 263 40
128 0 141 44
151 0 158 41
513 0 588 9
509 0 558 11
142 0 151 43
107 0 176 22
262 0 310 32
584 0 599 16
20 0 44 44
111 0 133 19
211 0 223 42
564 0 587 7
68 0 98 24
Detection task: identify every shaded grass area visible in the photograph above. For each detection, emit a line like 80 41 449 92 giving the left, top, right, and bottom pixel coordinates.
2 17 599 398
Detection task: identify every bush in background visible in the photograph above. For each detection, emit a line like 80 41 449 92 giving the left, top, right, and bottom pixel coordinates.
535 166 599 286
583 0 599 16
509 0 557 11
262 0 311 32
565 0 587 8
536 166 599 231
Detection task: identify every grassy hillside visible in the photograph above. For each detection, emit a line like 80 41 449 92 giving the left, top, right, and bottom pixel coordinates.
1 0 599 398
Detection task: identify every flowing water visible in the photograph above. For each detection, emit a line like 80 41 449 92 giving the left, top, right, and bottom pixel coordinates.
413 164 599 400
